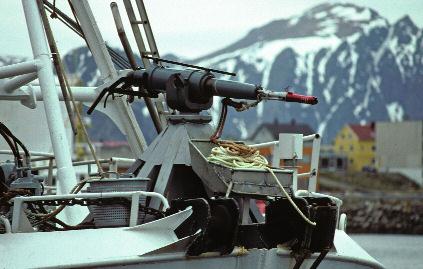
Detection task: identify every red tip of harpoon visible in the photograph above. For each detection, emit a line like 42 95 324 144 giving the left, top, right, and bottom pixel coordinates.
285 91 318 105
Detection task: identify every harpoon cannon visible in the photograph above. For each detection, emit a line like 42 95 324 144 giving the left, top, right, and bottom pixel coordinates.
87 65 318 114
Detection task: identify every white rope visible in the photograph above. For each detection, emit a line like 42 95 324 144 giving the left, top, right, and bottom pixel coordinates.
208 144 316 226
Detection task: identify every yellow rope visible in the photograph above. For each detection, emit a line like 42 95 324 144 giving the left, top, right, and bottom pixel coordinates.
207 142 316 226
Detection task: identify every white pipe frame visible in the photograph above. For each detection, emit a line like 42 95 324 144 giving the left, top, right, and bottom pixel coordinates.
0 85 98 103
0 60 39 79
0 150 54 158
2 72 38 93
250 134 319 149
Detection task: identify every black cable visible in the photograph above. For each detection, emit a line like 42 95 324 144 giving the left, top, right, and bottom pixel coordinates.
40 183 45 196
0 123 30 159
0 130 19 160
293 255 306 269
310 249 329 269
107 48 131 69
37 204 48 214
108 46 132 68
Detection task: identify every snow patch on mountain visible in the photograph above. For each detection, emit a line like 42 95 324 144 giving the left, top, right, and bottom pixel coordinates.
386 102 404 122
330 5 371 21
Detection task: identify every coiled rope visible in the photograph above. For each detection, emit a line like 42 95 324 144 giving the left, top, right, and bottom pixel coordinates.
207 141 316 226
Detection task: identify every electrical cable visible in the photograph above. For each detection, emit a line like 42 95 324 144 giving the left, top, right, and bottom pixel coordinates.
293 255 306 269
310 249 329 269
0 129 19 161
31 179 87 223
0 123 27 170
1 116 30 160
107 48 131 69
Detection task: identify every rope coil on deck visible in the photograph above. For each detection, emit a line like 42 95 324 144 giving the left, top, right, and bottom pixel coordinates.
207 141 316 226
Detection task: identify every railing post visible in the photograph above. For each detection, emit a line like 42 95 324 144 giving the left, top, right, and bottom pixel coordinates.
129 192 141 227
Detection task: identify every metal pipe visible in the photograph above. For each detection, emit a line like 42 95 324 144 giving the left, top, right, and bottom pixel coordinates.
30 156 53 162
303 133 320 142
109 157 136 164
249 140 279 149
250 134 320 148
36 0 77 135
0 86 102 104
31 159 108 171
22 0 81 224
30 157 136 171
3 72 38 93
308 134 321 192
0 150 54 158
297 172 312 178
22 85 98 102
110 2 162 133
0 60 39 79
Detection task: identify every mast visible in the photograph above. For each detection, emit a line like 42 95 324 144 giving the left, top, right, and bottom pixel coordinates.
21 0 85 224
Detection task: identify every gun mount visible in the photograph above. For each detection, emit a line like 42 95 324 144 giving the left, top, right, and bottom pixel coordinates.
87 65 318 114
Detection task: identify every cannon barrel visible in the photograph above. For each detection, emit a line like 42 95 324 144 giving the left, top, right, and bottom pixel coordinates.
140 66 318 105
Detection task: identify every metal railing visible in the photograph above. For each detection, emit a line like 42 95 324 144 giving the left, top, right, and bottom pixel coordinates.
11 191 169 233
250 133 321 192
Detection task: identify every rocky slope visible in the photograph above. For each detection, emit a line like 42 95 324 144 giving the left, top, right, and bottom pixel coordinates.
193 3 423 142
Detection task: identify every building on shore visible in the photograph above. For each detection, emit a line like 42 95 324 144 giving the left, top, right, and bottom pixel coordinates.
319 145 348 172
333 123 376 172
376 121 423 186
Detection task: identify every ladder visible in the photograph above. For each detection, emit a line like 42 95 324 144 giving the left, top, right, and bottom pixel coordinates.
122 0 167 126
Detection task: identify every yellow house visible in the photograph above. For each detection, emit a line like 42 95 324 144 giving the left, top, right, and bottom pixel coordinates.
333 124 376 172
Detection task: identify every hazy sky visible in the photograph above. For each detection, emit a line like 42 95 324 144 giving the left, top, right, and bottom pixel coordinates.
1 0 422 59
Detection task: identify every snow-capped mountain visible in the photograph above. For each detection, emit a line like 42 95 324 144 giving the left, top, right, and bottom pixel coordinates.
42 3 423 143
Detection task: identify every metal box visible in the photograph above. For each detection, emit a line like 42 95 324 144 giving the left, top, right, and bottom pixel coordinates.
189 140 294 198
86 178 149 227
279 133 303 159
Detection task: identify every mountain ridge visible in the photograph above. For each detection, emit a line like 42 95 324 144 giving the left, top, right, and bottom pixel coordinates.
1 2 422 144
